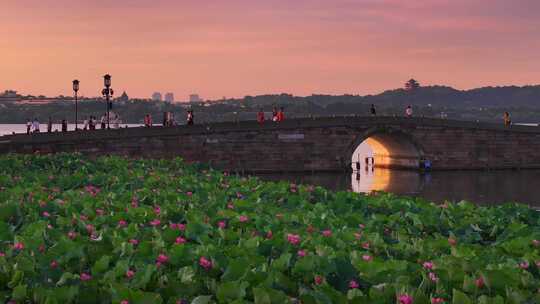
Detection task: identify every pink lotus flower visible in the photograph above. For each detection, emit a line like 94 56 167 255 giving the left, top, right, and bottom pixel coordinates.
43 211 50 217
50 260 58 268
227 203 234 209
349 280 359 289
532 239 540 247
519 261 530 269
150 219 161 226
298 250 307 257
129 239 139 245
361 242 370 250
85 224 95 234
39 244 46 253
199 257 212 270
68 231 77 239
218 221 226 229
287 234 301 246
431 298 445 304
429 272 439 282
131 197 139 208
126 270 135 279
80 273 92 281
239 215 248 223
13 242 24 250
314 275 323 285
85 185 100 196
362 255 373 262
359 224 365 229
47 224 53 229
398 294 413 304
186 191 193 196
156 254 169 264
422 261 434 270
154 206 161 215
354 232 362 240
175 237 186 244
448 237 457 246
118 220 127 227
178 223 186 231
96 209 105 216
322 230 332 237
121 300 129 304
475 276 484 288
0 252 5 257
266 231 273 239
80 215 88 221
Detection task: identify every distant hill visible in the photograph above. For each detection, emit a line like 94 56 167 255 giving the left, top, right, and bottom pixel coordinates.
216 85 540 109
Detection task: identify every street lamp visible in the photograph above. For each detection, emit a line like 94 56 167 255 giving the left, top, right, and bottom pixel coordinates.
72 80 80 130
101 74 114 129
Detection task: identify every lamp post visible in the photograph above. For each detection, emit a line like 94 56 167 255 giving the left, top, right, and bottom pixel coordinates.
101 74 114 129
72 80 80 130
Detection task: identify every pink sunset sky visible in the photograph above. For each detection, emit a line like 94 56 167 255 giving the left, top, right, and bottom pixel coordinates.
1 0 539 100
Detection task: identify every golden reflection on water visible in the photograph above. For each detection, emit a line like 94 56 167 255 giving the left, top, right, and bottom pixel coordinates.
351 169 390 193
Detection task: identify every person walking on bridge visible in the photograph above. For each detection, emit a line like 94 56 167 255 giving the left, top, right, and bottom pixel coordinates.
257 109 265 124
370 104 376 116
277 107 285 122
503 112 511 126
100 114 107 129
272 107 278 122
187 110 194 125
405 105 413 118
61 119 68 132
26 119 31 135
47 117 53 133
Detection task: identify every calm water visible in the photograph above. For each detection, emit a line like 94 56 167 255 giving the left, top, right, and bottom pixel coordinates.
256 169 540 207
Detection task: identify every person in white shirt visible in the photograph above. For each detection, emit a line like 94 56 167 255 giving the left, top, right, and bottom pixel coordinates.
32 118 40 133
405 105 413 117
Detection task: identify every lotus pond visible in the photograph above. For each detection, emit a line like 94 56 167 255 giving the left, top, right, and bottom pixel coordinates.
1 154 540 304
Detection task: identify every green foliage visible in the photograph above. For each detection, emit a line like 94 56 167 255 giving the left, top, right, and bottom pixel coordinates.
1 153 540 303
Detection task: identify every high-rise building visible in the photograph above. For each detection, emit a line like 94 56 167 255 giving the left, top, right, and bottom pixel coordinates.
189 94 202 103
151 92 162 101
164 92 174 103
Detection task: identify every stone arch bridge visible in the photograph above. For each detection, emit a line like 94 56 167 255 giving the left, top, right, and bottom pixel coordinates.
1 116 539 172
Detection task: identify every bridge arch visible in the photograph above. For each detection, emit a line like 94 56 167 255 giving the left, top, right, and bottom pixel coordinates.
346 127 424 170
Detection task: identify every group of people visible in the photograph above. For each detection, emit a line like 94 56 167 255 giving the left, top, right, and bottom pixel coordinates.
257 107 285 124
26 118 69 134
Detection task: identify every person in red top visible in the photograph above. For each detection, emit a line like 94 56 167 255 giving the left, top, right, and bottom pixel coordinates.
257 109 265 124
277 107 285 122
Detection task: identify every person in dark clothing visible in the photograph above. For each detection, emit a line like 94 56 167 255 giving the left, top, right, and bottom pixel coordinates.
47 117 53 133
370 104 376 116
26 119 31 135
61 119 68 132
272 107 278 122
163 112 168 127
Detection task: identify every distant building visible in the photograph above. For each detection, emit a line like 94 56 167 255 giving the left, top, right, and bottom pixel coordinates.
189 94 202 103
0 90 20 103
152 92 162 101
117 91 129 103
164 92 175 103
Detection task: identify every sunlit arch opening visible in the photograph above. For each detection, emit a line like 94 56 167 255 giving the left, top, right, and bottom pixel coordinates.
352 132 422 170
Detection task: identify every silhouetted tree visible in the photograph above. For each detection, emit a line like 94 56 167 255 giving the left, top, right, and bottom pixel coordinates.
405 79 420 91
